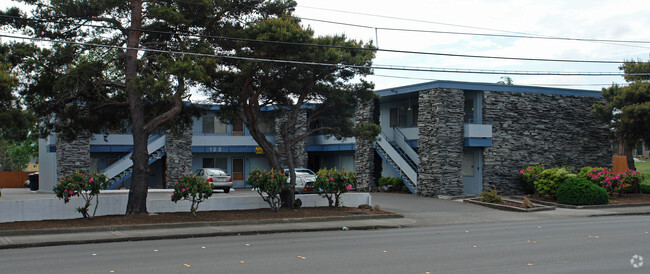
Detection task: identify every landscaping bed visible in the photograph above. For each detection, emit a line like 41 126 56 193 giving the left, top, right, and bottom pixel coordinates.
0 206 393 231
521 193 650 209
464 198 555 212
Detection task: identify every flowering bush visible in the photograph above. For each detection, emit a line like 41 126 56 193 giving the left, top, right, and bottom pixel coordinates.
246 168 287 212
534 167 576 199
519 164 544 194
171 175 213 216
582 167 608 186
314 168 356 207
581 167 643 195
53 170 109 219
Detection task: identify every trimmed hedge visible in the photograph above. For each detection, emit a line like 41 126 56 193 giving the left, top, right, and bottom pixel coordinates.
557 177 609 206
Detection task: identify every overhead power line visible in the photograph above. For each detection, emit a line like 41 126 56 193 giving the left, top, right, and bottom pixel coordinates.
300 17 650 45
0 14 628 64
2 33 646 77
298 6 650 45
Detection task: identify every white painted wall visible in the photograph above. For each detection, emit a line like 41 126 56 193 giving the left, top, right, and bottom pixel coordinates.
0 191 372 222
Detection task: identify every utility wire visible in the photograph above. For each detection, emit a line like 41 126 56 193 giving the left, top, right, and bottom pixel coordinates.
372 74 624 87
0 14 629 64
300 17 650 45
2 33 646 77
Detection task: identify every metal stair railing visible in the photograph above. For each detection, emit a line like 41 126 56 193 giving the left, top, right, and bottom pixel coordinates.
375 131 418 191
393 127 420 166
374 143 417 194
103 134 166 182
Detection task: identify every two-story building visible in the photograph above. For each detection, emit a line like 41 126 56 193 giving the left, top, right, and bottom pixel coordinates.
38 80 614 196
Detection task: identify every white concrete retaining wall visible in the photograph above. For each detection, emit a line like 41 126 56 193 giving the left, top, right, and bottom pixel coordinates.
0 191 372 223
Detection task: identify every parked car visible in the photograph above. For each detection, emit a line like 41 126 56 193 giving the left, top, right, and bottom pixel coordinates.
193 168 233 193
284 168 317 194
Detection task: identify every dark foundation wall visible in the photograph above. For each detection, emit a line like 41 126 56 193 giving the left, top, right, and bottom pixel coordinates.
482 91 614 194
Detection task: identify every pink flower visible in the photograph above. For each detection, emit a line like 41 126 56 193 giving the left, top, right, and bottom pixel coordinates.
175 182 178 185
69 190 73 195
181 188 186 192
64 197 69 201
330 177 334 181
346 185 352 191
527 167 532 171
271 175 274 178
171 194 174 198
520 169 524 174
89 178 94 183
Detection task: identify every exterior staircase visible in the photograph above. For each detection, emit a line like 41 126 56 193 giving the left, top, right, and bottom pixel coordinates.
104 134 167 189
375 130 418 194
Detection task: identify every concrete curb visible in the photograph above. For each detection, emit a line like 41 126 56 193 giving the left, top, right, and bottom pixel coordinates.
0 213 404 237
0 214 410 250
463 198 555 212
511 196 650 209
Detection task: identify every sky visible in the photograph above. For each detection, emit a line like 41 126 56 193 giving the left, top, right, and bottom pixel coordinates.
2 0 649 93
293 0 650 91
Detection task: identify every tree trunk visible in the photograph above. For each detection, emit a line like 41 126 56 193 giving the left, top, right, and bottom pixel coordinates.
125 0 148 215
280 121 296 209
623 142 640 193
623 142 637 171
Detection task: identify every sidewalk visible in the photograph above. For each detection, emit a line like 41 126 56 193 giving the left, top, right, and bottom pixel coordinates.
0 214 414 249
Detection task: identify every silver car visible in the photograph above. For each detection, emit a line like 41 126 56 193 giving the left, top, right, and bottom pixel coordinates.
285 168 317 194
193 168 233 193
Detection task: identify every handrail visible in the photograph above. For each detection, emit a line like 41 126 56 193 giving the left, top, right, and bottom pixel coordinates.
393 127 420 166
376 132 417 187
103 134 166 180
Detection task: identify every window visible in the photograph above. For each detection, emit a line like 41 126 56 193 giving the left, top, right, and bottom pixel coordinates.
202 116 227 134
203 158 227 171
202 116 215 133
390 107 407 128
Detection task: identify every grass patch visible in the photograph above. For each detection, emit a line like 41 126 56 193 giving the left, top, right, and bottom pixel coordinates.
636 161 650 185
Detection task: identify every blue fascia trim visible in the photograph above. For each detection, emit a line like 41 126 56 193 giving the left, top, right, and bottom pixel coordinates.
90 145 133 153
306 144 355 152
375 80 602 98
192 146 257 153
464 138 492 147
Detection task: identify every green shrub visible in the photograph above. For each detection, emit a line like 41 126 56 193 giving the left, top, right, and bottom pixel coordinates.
534 167 576 199
246 168 287 212
378 177 403 191
314 168 356 207
171 174 213 216
519 164 544 194
557 177 609 205
53 170 109 219
480 189 503 204
641 183 650 194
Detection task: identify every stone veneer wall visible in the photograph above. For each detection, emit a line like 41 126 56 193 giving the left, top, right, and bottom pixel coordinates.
275 110 308 168
56 135 90 181
165 127 193 188
482 91 614 194
417 88 465 196
354 100 376 192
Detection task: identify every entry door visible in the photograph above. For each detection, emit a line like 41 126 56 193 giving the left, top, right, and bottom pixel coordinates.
232 158 244 181
462 148 482 195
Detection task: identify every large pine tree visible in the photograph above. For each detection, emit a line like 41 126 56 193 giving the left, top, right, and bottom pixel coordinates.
3 0 293 214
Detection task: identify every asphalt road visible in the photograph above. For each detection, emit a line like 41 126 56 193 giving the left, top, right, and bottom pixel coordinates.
1 215 648 273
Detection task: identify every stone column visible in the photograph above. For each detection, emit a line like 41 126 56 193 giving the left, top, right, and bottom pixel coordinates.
354 100 377 192
165 127 193 188
56 135 91 181
275 110 308 169
416 88 465 196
